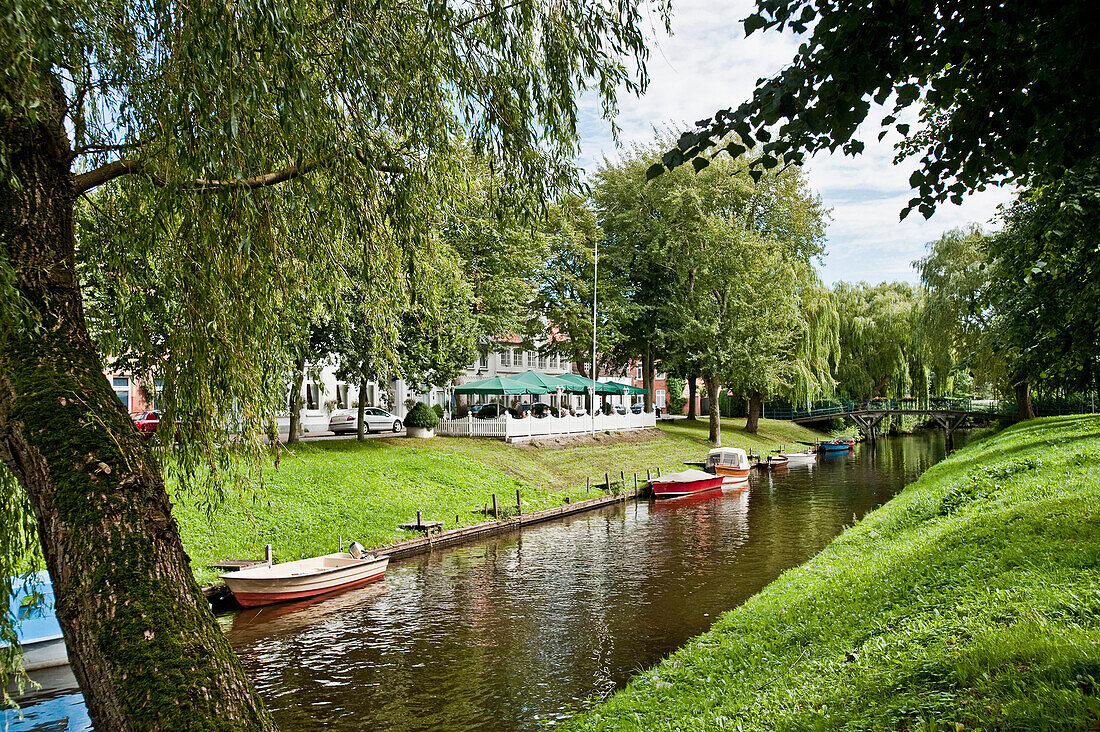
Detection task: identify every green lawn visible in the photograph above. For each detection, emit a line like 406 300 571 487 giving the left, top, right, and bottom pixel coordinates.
174 418 823 583
564 415 1100 731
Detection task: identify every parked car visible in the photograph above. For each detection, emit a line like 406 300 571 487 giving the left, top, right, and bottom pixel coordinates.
519 402 558 418
328 407 403 434
131 411 161 439
474 404 506 419
631 402 662 417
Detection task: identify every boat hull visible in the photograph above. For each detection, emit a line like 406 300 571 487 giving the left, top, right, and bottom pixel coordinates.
713 465 750 479
651 474 726 498
783 451 817 464
223 554 389 608
819 441 855 452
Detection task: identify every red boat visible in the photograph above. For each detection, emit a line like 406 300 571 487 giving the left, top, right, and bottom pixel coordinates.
650 469 726 498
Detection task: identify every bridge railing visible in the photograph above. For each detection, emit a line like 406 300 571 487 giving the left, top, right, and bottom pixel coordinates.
763 398 1018 421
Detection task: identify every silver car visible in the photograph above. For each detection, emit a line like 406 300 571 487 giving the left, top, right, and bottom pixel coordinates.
329 407 403 434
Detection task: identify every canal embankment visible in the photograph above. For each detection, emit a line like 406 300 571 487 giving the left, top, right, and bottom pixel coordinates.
176 417 824 584
564 414 1100 731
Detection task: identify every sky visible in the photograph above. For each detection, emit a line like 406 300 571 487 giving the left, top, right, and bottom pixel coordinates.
573 0 1014 286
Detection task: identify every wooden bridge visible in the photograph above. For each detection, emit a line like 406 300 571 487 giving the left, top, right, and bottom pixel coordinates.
764 399 1016 442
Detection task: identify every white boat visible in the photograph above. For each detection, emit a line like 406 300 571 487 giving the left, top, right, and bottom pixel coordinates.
221 551 389 608
781 450 817 465
3 570 70 670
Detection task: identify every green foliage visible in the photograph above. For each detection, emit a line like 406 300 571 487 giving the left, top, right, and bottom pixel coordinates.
916 225 1002 397
403 402 440 430
833 282 924 401
592 135 833 442
649 0 1100 219
432 404 445 420
566 416 1100 731
987 160 1100 395
665 377 688 415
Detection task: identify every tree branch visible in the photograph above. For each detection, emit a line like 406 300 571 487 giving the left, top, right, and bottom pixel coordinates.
73 159 322 194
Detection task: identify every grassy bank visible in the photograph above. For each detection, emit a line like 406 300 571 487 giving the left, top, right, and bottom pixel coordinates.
175 417 822 583
565 415 1100 731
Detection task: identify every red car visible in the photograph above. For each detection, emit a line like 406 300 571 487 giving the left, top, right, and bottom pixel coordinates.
131 411 161 439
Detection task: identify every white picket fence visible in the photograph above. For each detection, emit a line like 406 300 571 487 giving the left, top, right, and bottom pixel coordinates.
437 411 657 441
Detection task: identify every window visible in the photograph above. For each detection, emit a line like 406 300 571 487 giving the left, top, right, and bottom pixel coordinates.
636 366 643 380
151 379 164 411
656 389 666 408
336 383 348 409
551 354 560 370
561 359 571 373
112 377 130 410
305 383 319 410
479 352 488 369
538 354 548 369
499 349 511 368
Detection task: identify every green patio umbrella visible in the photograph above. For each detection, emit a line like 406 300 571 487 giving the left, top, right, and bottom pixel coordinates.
555 373 621 395
452 375 536 395
509 370 573 393
605 381 648 395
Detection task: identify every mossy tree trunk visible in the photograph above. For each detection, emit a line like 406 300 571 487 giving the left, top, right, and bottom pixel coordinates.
704 373 721 445
0 85 275 730
745 390 763 434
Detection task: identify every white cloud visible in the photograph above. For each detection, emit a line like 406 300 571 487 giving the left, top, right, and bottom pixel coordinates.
576 0 1015 285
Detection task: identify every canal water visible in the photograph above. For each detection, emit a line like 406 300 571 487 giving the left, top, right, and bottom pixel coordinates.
5 431 964 731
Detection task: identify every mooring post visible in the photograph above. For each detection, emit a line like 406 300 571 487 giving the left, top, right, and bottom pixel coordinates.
265 544 273 566
586 477 591 492
634 472 638 491
604 472 610 491
620 470 624 486
492 493 498 519
656 467 661 477
455 514 460 525
416 510 422 529
516 489 522 516
647 468 652 481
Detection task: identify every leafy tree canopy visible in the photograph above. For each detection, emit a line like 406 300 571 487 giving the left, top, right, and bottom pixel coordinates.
647 0 1100 218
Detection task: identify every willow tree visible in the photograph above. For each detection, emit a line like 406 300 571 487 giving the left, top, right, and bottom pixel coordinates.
832 282 924 402
915 225 1002 400
0 0 663 726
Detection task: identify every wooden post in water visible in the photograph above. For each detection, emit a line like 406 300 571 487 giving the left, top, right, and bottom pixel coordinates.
516 489 522 516
492 493 498 519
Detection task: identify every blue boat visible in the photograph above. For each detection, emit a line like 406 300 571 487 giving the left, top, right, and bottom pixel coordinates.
3 570 69 670
818 438 856 453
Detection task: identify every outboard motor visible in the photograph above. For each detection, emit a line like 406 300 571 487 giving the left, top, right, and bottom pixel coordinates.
348 541 366 559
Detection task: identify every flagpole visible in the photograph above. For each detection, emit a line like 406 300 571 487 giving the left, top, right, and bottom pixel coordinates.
591 237 597 435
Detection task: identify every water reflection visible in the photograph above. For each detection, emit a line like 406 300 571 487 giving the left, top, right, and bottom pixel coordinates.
7 432 961 731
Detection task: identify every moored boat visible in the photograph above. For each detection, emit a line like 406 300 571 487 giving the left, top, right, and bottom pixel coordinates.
650 470 726 498
2 571 69 670
818 438 856 452
764 454 790 469
781 450 817 465
705 447 751 480
221 551 389 608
